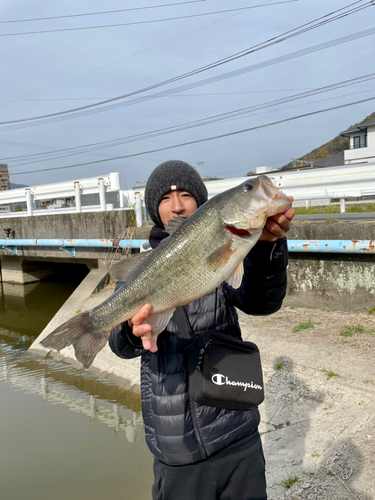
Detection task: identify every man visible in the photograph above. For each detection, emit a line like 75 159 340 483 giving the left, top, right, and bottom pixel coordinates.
109 160 295 499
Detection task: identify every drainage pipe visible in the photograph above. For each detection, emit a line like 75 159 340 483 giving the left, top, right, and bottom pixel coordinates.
0 239 374 254
0 238 148 249
288 240 375 254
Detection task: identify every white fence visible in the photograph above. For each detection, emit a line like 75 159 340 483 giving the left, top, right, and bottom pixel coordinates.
1 163 375 221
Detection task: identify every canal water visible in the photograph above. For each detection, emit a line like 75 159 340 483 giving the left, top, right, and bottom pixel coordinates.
0 278 153 500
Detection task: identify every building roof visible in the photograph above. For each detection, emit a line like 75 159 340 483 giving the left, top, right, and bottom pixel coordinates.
340 118 375 136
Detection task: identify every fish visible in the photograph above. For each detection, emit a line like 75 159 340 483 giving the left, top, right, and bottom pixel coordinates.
40 175 292 369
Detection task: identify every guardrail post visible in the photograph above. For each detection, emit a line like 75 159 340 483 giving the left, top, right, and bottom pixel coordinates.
74 182 82 213
98 178 106 212
135 192 143 227
340 198 346 213
25 189 33 216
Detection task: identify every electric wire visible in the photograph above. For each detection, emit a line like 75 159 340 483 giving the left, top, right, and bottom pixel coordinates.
3 73 375 166
0 2 273 110
0 2 297 36
10 96 375 176
2 25 375 132
0 1 206 23
0 0 371 127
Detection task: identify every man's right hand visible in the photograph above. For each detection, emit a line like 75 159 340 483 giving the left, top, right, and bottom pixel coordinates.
129 304 159 352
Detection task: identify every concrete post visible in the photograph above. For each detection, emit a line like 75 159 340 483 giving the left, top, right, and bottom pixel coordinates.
119 190 124 208
98 178 106 212
340 198 346 213
135 192 143 227
74 181 82 213
25 189 33 216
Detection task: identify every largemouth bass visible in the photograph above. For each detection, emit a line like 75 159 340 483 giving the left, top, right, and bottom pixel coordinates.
41 175 292 368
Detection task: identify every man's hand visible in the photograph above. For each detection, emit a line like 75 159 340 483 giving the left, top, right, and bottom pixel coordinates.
259 196 295 243
129 303 159 352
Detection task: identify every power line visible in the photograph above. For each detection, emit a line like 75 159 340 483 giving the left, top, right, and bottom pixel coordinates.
0 2 273 110
0 90 318 101
2 22 375 131
0 1 206 23
4 73 375 166
1 0 372 127
10 96 375 176
0 2 297 36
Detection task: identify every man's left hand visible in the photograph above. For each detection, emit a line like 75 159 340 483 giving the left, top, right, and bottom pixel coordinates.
259 196 295 243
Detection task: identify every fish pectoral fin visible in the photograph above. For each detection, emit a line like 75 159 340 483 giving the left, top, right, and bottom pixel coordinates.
164 216 186 235
110 252 150 281
225 261 244 289
146 310 175 336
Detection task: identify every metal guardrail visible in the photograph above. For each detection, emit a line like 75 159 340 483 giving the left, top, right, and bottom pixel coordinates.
1 239 374 257
1 162 375 219
121 162 375 215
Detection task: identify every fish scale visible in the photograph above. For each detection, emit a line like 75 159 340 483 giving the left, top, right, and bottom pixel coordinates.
41 175 292 368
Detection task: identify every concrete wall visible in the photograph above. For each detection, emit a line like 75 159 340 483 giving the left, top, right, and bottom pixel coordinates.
286 220 375 310
2 214 375 310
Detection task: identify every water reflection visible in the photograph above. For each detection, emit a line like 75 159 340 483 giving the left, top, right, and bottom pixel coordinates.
0 280 153 500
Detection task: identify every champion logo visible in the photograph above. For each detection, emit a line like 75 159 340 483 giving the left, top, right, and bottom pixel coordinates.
211 373 263 392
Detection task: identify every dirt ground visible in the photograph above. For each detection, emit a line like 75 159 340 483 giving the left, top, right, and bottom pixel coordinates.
238 306 375 500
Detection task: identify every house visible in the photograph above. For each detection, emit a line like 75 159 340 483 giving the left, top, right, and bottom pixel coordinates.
340 118 375 165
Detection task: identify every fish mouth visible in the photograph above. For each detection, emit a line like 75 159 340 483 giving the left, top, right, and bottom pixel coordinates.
225 225 261 239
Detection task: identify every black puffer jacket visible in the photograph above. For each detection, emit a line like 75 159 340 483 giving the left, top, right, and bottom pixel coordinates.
109 234 288 466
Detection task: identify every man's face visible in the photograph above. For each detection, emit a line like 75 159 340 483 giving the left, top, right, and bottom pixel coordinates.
158 189 198 227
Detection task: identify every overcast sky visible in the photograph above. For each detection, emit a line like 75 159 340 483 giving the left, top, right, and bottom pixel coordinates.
1 0 374 190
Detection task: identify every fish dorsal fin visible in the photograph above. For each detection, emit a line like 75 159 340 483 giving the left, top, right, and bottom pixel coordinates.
145 310 175 336
164 216 186 235
109 252 150 281
225 261 244 289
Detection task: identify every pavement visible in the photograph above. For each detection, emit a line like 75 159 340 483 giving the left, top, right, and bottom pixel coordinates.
30 275 375 500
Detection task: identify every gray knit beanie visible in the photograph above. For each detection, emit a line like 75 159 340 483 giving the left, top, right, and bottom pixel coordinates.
145 160 208 228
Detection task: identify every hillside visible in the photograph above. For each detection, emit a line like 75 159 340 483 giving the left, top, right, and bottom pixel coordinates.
281 111 375 170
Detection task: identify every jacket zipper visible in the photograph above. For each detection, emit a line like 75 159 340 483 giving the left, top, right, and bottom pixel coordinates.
190 398 207 459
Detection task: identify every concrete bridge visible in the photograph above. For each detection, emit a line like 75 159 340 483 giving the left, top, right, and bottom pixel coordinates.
1 210 375 310
0 210 151 284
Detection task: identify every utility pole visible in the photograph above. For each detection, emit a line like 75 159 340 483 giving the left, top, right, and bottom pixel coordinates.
196 162 205 177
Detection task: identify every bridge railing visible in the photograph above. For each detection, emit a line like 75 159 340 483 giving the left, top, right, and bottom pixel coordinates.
1 163 375 221
0 172 128 217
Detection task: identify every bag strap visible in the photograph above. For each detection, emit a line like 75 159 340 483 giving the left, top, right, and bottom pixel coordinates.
173 307 197 346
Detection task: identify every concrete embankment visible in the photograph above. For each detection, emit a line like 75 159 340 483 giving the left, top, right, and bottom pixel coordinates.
30 275 375 500
29 219 375 498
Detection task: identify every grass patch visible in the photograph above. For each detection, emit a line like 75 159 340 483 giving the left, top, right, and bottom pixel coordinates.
292 318 314 333
295 202 375 215
339 324 364 337
368 306 375 315
276 362 283 370
323 368 339 379
281 474 300 490
75 308 81 314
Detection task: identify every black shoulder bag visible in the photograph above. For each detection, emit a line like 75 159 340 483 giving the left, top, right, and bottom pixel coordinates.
173 307 264 410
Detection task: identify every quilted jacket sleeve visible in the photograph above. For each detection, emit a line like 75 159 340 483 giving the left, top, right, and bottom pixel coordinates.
224 237 288 316
108 281 145 360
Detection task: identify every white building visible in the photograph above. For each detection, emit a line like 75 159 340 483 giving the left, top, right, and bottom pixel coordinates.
341 118 375 165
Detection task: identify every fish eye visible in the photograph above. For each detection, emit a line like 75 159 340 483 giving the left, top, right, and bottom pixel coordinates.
243 183 253 192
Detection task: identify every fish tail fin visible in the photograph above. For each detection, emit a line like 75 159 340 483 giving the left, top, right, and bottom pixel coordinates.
40 312 109 369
